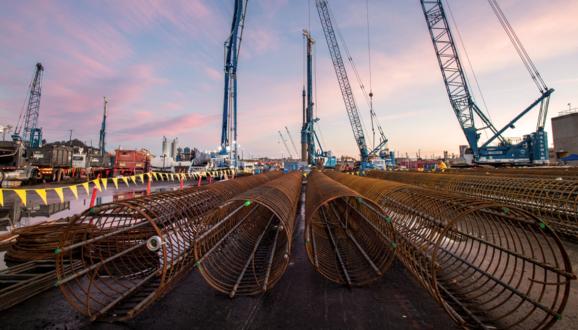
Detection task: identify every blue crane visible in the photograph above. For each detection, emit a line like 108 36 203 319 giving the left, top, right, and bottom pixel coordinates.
13 62 44 148
99 97 108 156
301 29 336 169
219 0 248 169
314 0 387 169
420 0 553 165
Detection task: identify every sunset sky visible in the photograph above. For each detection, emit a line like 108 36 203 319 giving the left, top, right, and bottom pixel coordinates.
1 0 577 159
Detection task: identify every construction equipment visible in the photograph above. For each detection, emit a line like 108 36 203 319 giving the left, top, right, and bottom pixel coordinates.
301 29 336 169
278 130 294 159
314 0 389 170
420 0 553 165
99 97 107 157
217 0 248 169
284 126 299 157
13 63 44 148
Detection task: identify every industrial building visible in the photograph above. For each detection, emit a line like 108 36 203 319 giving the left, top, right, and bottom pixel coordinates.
552 109 578 163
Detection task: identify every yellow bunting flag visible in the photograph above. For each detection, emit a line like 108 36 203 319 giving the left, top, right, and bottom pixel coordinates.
170 173 175 181
82 182 90 195
112 177 119 189
130 175 137 184
54 187 65 203
101 178 108 190
68 185 78 200
35 189 48 205
0 190 3 207
121 176 129 187
14 189 27 206
92 179 102 192
146 173 152 181
138 174 144 183
152 172 158 180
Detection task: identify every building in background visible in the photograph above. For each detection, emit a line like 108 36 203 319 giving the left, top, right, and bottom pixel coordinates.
552 109 578 164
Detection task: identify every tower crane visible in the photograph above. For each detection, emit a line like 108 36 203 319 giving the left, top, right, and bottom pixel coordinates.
99 97 108 157
314 0 388 169
420 0 553 165
13 63 44 148
218 0 248 169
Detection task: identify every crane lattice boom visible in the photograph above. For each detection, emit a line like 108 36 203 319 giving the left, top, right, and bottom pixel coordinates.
315 0 369 163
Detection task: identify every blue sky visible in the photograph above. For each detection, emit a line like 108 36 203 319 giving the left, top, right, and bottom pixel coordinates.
0 0 577 159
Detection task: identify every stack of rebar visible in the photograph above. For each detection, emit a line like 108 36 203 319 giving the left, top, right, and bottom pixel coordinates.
55 171 281 321
326 171 574 329
194 172 302 297
304 171 396 286
367 170 578 239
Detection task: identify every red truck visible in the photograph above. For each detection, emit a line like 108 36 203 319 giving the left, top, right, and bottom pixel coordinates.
113 149 150 177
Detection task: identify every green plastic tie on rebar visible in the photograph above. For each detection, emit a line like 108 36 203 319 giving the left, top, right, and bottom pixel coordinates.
556 314 562 321
54 248 61 255
391 242 397 249
502 207 510 214
194 261 201 268
539 222 546 230
385 216 392 223
356 197 363 202
244 200 252 207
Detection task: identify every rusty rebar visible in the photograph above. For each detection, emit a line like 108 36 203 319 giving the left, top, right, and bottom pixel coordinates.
367 171 578 240
304 171 396 286
55 171 281 321
327 171 574 330
194 172 301 297
444 167 578 179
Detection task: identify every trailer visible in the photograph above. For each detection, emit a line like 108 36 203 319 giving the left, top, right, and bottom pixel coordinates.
0 141 38 186
29 145 72 182
113 149 150 176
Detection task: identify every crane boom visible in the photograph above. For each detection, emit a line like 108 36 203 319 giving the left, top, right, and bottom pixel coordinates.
420 0 553 165
278 130 293 159
99 97 108 156
285 126 299 157
420 0 503 154
315 0 369 164
14 63 44 148
219 0 248 168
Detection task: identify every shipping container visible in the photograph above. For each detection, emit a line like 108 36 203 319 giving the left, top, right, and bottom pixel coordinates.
113 149 150 176
30 145 72 168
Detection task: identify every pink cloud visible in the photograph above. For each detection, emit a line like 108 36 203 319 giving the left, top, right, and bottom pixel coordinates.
204 67 222 81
